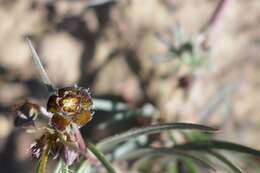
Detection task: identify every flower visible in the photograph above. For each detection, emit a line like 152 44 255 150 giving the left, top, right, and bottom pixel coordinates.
30 129 84 165
47 86 95 131
13 85 95 168
13 100 39 127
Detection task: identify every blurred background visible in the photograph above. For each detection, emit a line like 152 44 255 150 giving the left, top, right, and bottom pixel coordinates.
0 0 260 172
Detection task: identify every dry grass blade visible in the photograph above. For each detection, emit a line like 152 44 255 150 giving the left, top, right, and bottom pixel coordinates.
118 147 216 172
173 140 260 157
97 123 218 150
26 37 56 93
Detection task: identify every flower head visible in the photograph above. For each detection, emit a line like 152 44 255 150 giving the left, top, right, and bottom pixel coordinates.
47 86 95 131
13 85 95 168
30 129 83 166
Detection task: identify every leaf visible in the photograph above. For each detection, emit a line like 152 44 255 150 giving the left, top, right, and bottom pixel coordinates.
173 140 260 157
117 147 216 172
182 159 199 173
87 143 117 173
54 160 62 173
76 161 92 173
97 123 218 150
207 151 243 173
36 142 50 173
26 37 56 93
54 160 69 173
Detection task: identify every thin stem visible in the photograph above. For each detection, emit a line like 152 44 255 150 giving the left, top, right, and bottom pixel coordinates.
26 37 56 93
88 143 117 173
36 142 50 173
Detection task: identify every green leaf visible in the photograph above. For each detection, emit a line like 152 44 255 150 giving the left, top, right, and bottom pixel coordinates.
87 143 117 173
76 160 92 173
54 160 69 173
182 159 199 173
117 147 216 171
173 140 260 157
207 151 243 173
97 123 218 151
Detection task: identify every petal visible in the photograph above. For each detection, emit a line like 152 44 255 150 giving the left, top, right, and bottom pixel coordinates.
58 87 79 97
81 94 93 111
72 111 93 127
51 114 71 131
47 95 59 113
59 96 80 113
62 146 79 166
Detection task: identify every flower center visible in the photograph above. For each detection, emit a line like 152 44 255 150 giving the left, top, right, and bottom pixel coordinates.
60 96 80 113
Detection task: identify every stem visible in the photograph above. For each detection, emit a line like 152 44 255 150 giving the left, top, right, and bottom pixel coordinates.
87 143 117 173
36 142 50 173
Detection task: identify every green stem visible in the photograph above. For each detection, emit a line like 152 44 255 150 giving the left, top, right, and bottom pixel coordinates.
87 143 117 173
36 142 50 173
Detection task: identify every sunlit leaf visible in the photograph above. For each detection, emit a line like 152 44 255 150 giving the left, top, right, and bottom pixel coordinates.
87 143 117 173
76 160 92 173
54 160 69 173
117 147 216 171
173 140 260 157
207 151 243 173
97 123 218 150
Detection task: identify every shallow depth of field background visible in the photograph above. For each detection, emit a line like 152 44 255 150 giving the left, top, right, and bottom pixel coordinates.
0 0 259 172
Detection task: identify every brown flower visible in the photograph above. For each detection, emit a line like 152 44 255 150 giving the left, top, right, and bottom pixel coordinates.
30 130 81 165
47 86 95 131
13 100 39 127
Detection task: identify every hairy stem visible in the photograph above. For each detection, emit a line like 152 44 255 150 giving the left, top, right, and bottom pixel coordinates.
36 142 50 173
88 143 117 173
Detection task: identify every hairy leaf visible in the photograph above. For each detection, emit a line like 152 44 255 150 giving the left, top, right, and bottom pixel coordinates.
117 147 216 171
173 140 260 157
97 123 218 150
208 151 243 173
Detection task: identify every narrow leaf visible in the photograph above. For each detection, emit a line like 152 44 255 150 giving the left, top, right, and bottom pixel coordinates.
26 37 56 93
208 151 243 173
88 143 117 173
76 160 92 173
173 140 260 157
54 160 69 173
54 160 62 173
117 147 216 171
183 159 199 173
97 123 218 150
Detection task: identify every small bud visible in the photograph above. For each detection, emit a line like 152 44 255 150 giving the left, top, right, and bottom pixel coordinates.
13 100 39 127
